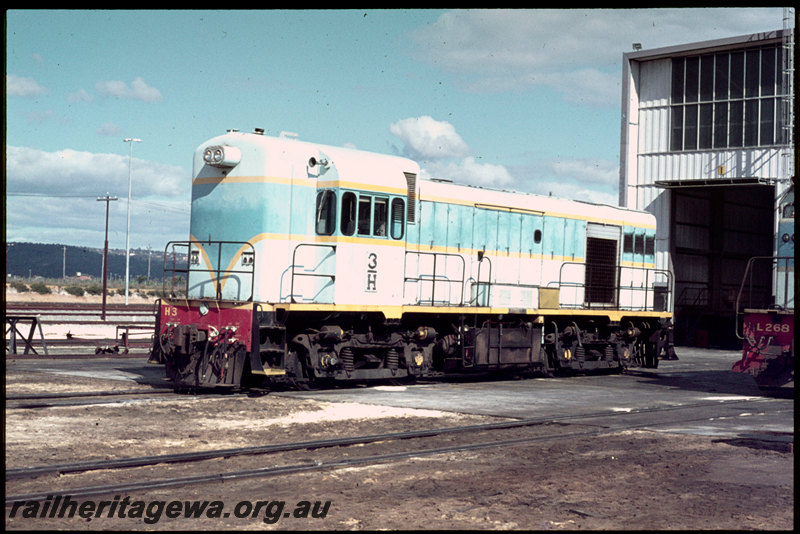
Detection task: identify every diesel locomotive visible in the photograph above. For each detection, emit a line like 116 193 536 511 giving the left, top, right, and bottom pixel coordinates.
733 181 794 388
151 128 676 389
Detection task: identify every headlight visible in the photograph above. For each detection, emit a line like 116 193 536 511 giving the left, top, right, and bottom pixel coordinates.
203 145 241 167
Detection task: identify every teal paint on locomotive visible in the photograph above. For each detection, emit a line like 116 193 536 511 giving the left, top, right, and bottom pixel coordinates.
154 129 676 389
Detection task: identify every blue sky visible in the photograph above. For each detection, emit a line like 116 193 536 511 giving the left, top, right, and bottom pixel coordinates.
5 8 787 251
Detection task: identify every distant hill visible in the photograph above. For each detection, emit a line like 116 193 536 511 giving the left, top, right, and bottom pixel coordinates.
5 242 172 281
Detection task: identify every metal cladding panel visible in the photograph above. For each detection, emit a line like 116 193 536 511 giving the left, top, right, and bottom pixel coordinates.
638 107 669 154
620 31 793 214
636 148 787 186
638 58 671 109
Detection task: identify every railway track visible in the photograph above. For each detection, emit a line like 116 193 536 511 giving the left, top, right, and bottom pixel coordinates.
6 302 155 322
6 302 155 320
4 388 177 409
5 397 779 503
6 302 155 312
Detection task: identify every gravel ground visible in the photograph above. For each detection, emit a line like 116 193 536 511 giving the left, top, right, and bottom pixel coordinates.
4 367 794 531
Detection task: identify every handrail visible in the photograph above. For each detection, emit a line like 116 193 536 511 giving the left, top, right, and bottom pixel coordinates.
557 262 673 312
162 240 256 302
289 243 336 303
470 253 492 306
404 250 466 306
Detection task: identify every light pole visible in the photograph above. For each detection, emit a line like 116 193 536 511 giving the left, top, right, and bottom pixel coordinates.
123 137 141 305
97 193 118 321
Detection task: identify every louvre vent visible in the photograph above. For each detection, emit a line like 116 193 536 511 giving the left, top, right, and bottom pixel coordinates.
404 172 417 224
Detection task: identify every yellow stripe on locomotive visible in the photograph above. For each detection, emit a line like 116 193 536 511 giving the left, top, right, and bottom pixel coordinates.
153 129 675 388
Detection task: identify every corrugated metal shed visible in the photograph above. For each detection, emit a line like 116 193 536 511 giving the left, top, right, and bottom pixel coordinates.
619 26 794 348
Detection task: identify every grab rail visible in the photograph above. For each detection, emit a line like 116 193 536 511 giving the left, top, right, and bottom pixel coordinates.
557 262 673 312
162 240 255 302
289 243 337 303
404 250 466 306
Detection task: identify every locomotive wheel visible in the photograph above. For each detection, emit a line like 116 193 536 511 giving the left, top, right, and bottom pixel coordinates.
643 342 659 369
286 348 319 390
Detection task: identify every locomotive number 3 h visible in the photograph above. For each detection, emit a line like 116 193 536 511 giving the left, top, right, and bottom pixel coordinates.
366 252 378 292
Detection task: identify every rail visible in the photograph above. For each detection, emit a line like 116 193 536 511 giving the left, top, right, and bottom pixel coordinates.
162 240 255 302
289 243 337 303
404 251 466 306
557 262 673 312
467 253 493 306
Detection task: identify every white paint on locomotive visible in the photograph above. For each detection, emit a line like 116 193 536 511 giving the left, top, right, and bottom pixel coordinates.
183 129 665 315
154 128 676 389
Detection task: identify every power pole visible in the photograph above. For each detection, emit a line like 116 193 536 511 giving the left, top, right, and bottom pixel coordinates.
62 246 66 279
97 193 118 321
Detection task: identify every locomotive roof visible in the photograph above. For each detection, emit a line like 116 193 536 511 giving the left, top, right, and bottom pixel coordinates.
418 172 656 228
201 129 654 228
199 130 419 191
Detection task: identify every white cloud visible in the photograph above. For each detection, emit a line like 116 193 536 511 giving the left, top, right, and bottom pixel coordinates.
390 116 518 190
539 68 620 107
6 74 48 97
421 157 516 189
510 157 620 206
548 158 619 188
6 145 188 200
529 180 618 207
390 116 470 160
411 8 784 105
5 146 190 249
95 76 163 102
67 88 94 103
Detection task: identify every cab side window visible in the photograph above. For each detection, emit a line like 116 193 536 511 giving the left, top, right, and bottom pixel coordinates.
315 190 336 236
341 192 356 236
357 196 372 235
374 197 388 237
391 198 405 239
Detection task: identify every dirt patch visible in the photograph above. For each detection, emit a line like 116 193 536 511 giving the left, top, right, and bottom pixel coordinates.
4 369 793 530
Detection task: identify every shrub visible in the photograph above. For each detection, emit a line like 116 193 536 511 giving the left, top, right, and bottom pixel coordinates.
30 281 51 294
11 281 29 293
86 284 103 296
64 285 85 297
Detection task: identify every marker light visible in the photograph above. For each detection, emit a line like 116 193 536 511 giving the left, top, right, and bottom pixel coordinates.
203 145 241 167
